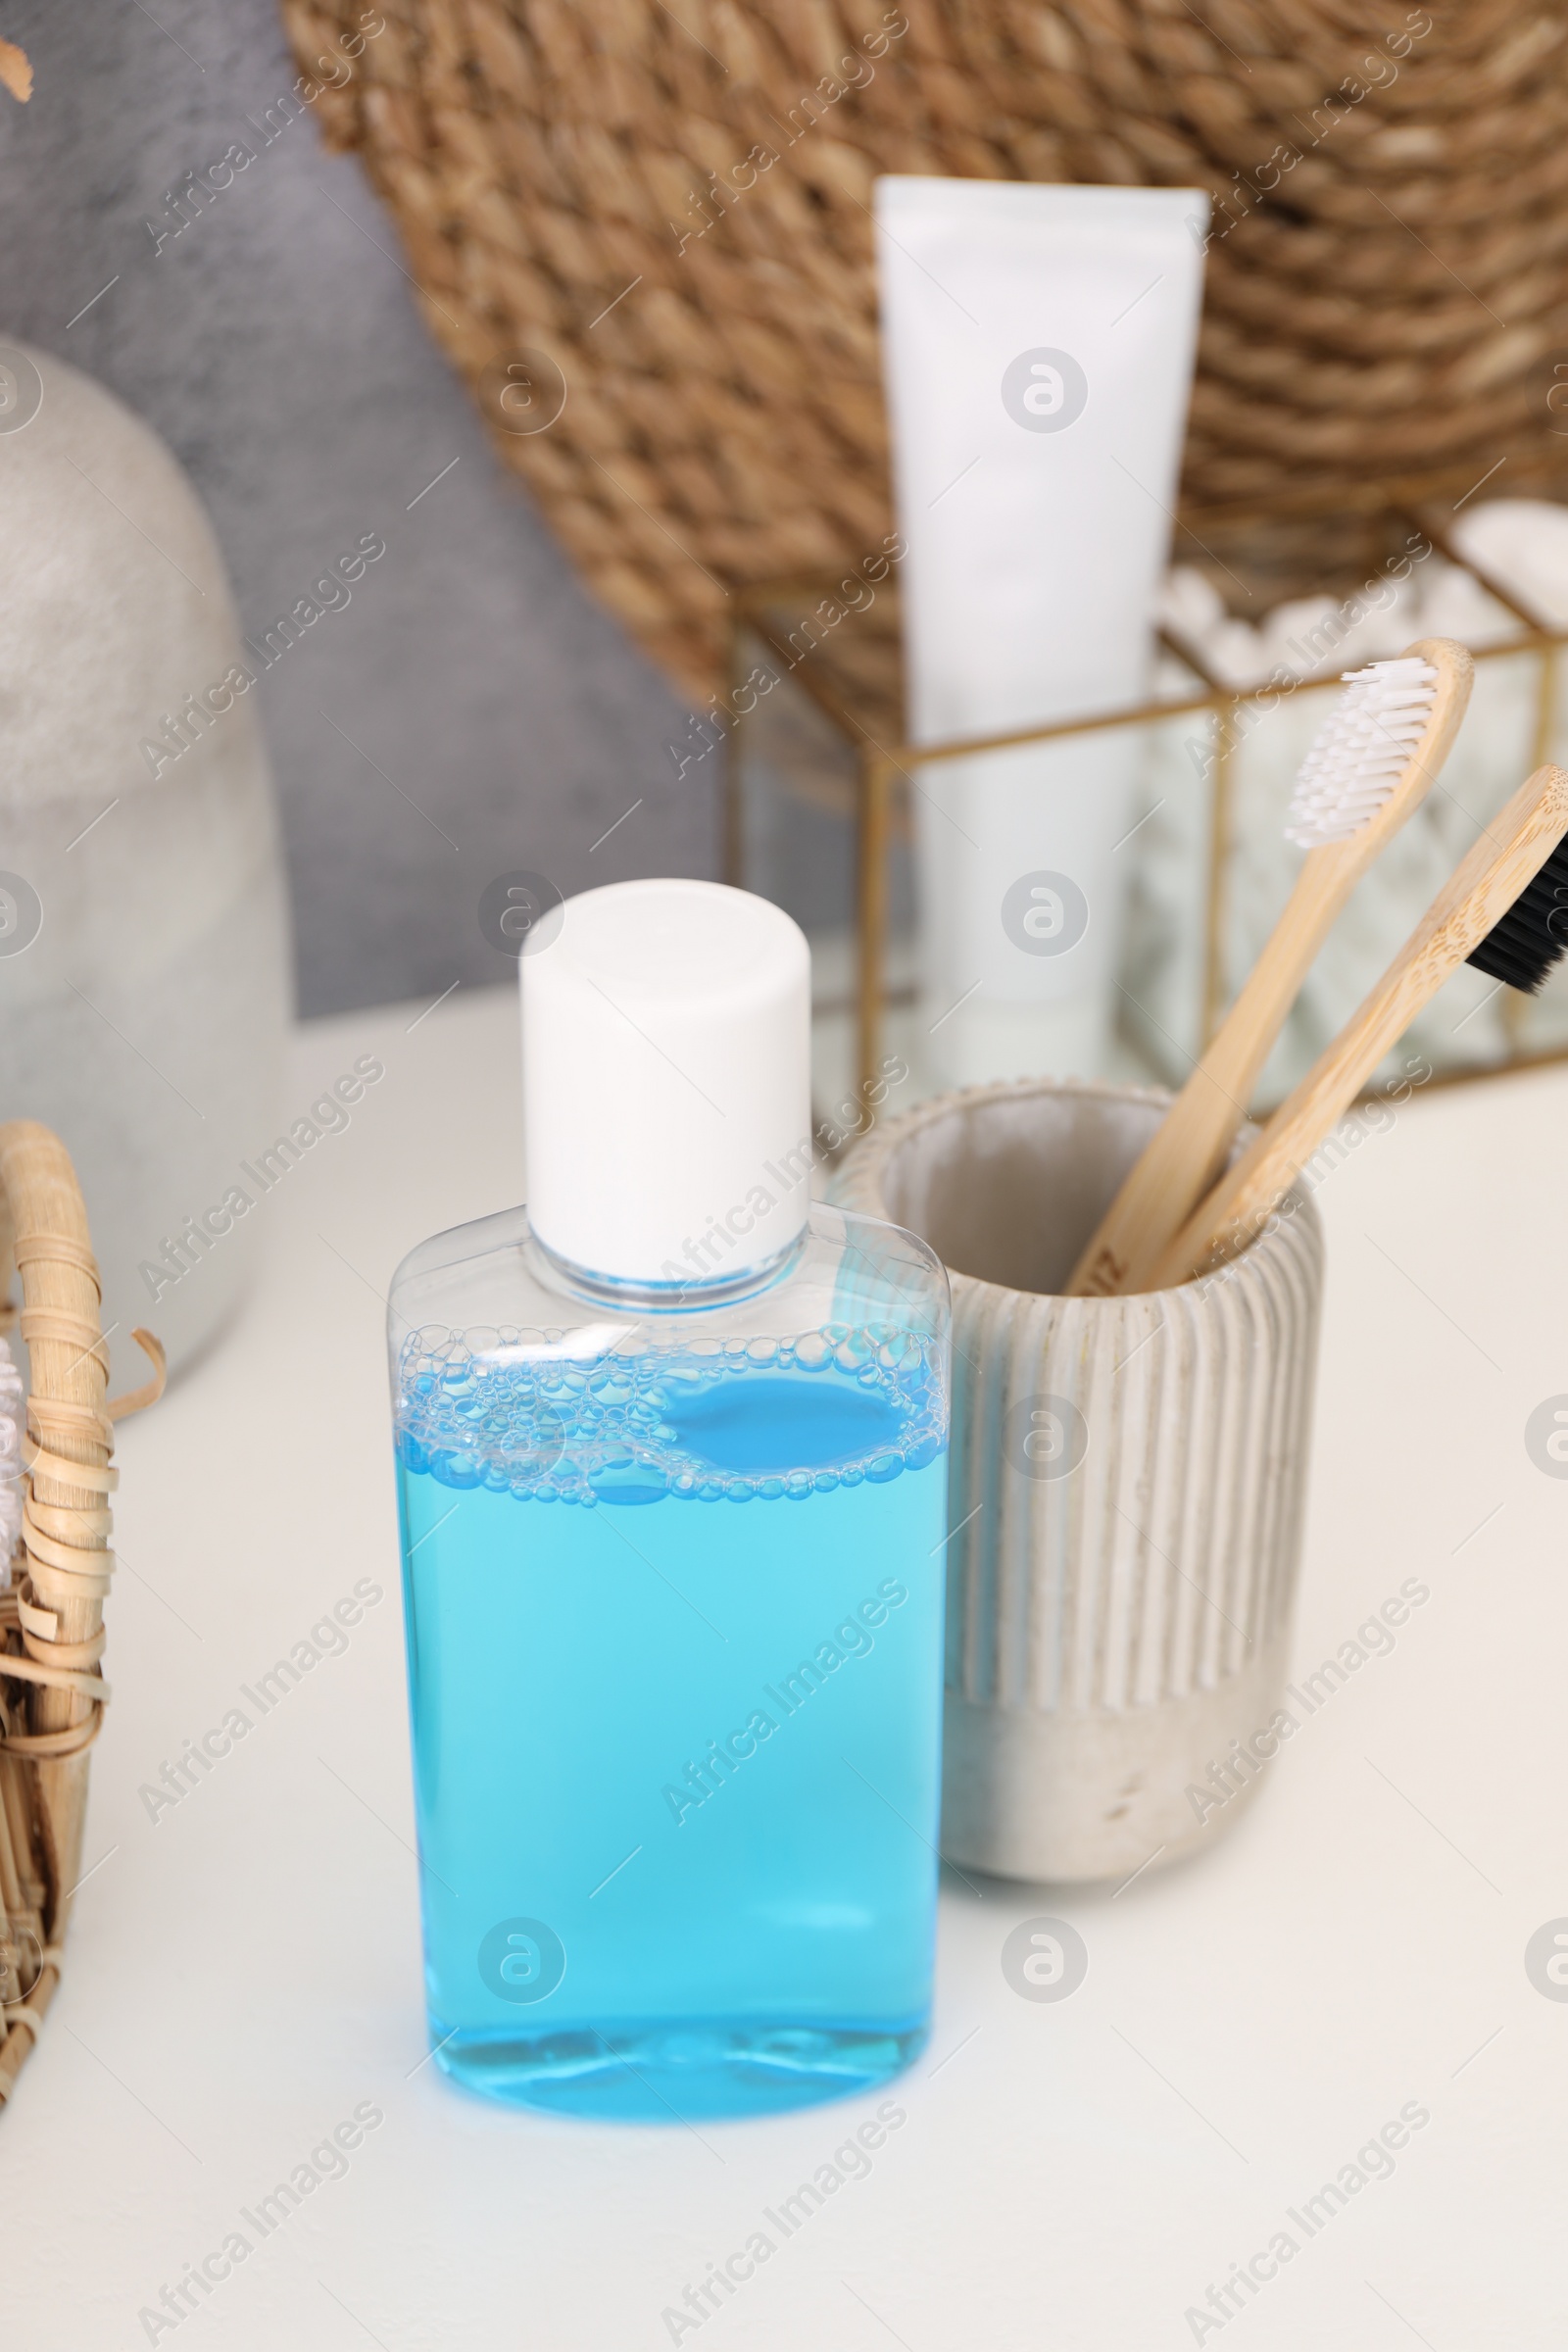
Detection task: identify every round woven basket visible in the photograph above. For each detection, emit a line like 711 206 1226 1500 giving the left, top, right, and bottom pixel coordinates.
283 0 1568 695
0 1122 163 2106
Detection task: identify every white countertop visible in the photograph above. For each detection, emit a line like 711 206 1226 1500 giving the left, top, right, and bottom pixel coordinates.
5 985 1565 2350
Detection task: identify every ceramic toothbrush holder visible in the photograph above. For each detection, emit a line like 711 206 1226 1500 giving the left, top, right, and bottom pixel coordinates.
829 1076 1324 1884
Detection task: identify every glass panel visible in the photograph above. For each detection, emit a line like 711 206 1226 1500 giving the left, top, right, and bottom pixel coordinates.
731 497 1568 1123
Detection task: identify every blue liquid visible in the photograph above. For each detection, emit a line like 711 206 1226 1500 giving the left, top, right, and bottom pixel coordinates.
395 1331 947 2121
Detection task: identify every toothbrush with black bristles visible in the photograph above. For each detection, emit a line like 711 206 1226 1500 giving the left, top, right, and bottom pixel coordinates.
1067 638 1474 1298
1152 762 1568 1287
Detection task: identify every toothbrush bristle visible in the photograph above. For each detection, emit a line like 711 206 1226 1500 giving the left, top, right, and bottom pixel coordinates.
1465 830 1568 995
1284 657 1440 849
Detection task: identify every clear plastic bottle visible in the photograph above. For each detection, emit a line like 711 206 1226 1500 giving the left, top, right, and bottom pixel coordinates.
386 880 950 2120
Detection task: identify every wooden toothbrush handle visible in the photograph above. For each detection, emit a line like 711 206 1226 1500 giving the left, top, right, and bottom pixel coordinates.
1065 848 1357 1297
1152 762 1568 1288
1066 637 1474 1299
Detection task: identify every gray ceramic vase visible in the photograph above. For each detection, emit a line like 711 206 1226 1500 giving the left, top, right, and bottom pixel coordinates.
830 1076 1323 1884
0 340 290 1384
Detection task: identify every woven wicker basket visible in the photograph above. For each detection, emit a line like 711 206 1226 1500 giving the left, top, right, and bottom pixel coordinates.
283 0 1568 696
0 1122 163 2107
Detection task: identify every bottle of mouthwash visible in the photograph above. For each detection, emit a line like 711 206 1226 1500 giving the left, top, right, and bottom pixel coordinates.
387 879 950 2121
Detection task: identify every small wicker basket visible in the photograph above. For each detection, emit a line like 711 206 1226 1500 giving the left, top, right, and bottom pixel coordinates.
0 1121 163 2107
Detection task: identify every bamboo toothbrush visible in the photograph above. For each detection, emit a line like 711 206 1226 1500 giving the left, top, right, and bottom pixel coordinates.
1066 638 1474 1298
1149 760 1568 1289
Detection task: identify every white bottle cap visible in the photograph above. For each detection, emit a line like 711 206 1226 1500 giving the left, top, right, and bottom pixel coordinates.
520 878 814 1286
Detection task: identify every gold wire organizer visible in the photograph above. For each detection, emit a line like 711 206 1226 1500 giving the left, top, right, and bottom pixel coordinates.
726 466 1568 1111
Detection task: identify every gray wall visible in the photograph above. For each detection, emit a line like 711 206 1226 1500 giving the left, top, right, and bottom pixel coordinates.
0 0 712 1014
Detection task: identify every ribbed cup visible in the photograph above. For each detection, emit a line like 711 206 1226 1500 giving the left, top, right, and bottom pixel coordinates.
830 1077 1323 1883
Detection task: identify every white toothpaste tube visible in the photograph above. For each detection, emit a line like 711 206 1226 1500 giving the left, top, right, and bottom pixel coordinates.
876 177 1208 1084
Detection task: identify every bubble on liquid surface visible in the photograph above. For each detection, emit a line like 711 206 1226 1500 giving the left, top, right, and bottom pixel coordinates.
396 1325 946 1503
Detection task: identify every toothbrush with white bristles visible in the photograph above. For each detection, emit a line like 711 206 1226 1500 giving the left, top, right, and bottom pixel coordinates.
1154 759 1568 1288
1066 637 1473 1298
